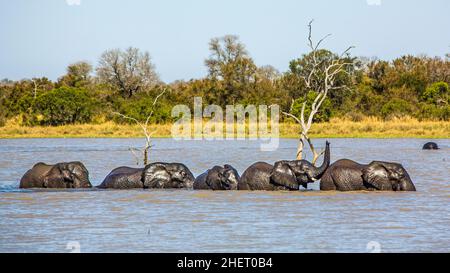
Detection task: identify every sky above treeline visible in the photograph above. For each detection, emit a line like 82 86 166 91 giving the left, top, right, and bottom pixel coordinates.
1 0 449 83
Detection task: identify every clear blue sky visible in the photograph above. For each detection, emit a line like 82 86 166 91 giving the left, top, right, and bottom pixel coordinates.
1 0 449 83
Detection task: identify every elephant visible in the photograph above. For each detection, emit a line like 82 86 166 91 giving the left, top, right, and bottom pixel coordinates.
97 167 144 189
423 142 439 150
142 162 195 189
320 159 416 191
194 164 240 190
20 161 92 189
238 141 330 191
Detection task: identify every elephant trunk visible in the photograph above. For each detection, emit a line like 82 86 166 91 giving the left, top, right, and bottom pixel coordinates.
311 141 330 180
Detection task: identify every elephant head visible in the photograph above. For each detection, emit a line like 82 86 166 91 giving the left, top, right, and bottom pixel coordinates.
55 162 92 188
361 161 416 191
422 142 439 150
142 162 195 189
206 165 240 190
270 141 330 190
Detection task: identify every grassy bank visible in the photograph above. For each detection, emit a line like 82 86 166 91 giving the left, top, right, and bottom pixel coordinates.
0 117 449 139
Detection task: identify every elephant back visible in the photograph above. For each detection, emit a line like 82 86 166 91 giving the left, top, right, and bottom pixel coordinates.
238 162 274 190
193 172 210 190
98 167 144 189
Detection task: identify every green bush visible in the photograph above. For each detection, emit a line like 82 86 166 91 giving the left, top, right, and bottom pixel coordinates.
417 103 450 120
421 81 449 105
291 91 332 122
0 112 5 127
114 95 173 124
381 98 413 119
31 87 95 126
352 83 385 116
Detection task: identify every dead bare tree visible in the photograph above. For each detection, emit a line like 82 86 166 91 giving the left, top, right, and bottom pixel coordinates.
283 20 355 164
113 88 167 166
97 47 160 98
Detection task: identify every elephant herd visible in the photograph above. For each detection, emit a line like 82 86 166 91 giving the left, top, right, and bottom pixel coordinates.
18 140 439 192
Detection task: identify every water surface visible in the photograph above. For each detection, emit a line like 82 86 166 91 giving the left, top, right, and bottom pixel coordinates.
0 138 448 252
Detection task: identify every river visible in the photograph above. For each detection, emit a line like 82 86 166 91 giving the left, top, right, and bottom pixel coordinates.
0 138 448 252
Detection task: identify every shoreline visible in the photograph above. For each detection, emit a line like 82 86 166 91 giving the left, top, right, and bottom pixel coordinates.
1 118 449 139
0 135 449 140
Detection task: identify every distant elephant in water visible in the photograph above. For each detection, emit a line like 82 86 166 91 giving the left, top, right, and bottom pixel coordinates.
238 141 330 190
97 167 144 189
423 142 439 150
143 162 195 189
194 164 240 190
20 162 92 189
320 159 416 191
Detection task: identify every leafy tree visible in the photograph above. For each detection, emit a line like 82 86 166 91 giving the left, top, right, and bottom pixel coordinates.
352 80 385 116
58 61 93 88
383 56 428 97
205 35 258 106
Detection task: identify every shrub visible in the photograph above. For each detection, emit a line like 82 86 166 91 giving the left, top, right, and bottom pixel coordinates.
351 83 385 116
417 103 450 120
32 87 95 126
421 81 449 105
0 113 5 127
114 95 173 124
381 98 413 120
344 112 366 122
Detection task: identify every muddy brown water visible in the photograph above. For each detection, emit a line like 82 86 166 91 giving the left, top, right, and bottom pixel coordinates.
0 138 449 252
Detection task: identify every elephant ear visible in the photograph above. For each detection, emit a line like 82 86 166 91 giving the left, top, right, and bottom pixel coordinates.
362 162 391 190
45 164 68 188
270 161 298 190
143 163 171 188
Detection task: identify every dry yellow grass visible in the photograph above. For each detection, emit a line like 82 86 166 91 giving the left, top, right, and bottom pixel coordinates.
281 117 450 138
0 117 448 139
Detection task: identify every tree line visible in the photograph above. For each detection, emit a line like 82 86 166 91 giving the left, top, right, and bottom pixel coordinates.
0 34 449 127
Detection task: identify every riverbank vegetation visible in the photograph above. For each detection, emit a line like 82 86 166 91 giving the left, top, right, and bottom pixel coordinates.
0 117 448 139
1 35 449 138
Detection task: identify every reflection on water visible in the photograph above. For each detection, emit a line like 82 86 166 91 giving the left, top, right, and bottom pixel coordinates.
0 138 449 252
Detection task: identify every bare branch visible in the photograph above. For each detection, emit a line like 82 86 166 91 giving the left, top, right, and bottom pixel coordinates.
312 148 325 165
129 147 142 166
145 87 168 126
113 89 166 166
315 33 332 51
340 46 355 58
112 112 140 124
300 101 307 130
282 111 302 125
